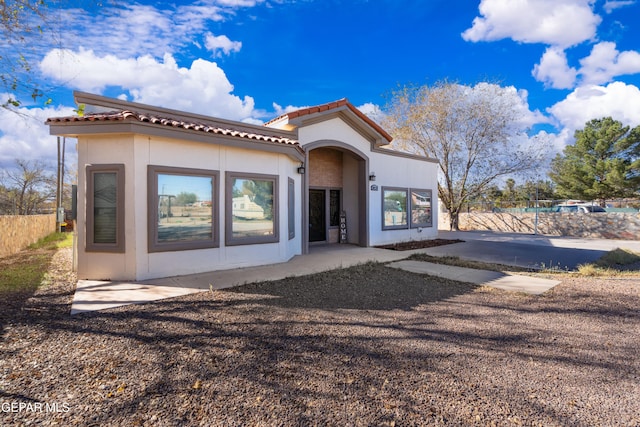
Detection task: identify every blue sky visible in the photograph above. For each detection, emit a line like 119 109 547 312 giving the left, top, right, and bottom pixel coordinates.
1 0 640 172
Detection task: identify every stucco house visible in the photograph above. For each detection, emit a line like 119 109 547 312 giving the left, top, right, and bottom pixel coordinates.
46 92 439 281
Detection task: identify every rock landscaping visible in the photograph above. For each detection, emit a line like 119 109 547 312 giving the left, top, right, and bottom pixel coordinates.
1 247 639 426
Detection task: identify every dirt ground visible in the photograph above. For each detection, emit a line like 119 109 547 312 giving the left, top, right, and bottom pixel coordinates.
1 247 638 426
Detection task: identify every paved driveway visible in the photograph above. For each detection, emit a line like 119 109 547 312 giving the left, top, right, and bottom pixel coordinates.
431 230 640 270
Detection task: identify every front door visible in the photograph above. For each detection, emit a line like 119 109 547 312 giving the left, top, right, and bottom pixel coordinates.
309 189 326 242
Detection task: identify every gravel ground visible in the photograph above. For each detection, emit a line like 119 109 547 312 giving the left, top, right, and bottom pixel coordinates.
1 247 639 426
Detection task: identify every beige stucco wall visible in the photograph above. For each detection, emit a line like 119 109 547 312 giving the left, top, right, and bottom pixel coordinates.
77 133 302 281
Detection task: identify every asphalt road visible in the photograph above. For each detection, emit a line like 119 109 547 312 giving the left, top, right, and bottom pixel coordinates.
428 230 640 271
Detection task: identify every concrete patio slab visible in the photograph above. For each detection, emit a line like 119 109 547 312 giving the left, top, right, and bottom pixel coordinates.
70 280 203 315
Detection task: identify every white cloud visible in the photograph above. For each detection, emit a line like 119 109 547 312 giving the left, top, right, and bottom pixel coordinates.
0 98 76 170
39 49 256 121
532 42 640 89
357 102 386 125
272 102 308 117
465 83 551 129
56 5 186 60
603 0 636 13
547 82 640 133
36 2 255 63
462 0 601 48
205 33 243 57
532 47 578 89
578 41 640 85
216 0 264 6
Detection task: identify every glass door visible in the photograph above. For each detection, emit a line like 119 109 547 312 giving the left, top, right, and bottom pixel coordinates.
309 189 326 242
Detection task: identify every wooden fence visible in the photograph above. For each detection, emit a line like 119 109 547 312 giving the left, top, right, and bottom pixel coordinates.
0 214 57 258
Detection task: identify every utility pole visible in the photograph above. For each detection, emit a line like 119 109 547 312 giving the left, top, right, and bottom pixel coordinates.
55 137 66 232
534 181 539 235
56 137 61 232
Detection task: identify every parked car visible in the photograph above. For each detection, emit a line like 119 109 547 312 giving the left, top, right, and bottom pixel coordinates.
555 204 606 213
579 205 606 213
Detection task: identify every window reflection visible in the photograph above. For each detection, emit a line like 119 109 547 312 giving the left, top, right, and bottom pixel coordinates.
156 174 213 243
231 177 275 238
383 188 408 229
410 189 432 227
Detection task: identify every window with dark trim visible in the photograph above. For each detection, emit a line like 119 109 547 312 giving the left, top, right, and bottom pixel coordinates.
382 187 408 230
288 178 295 240
226 172 279 246
410 189 433 228
148 165 219 252
86 164 125 252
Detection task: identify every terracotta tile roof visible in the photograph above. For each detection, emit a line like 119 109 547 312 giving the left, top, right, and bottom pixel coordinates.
265 98 392 142
47 110 301 149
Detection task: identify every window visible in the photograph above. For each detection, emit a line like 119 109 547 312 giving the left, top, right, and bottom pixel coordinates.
226 172 279 245
382 187 408 230
86 164 125 252
410 189 433 228
329 189 341 227
148 166 219 252
288 178 295 240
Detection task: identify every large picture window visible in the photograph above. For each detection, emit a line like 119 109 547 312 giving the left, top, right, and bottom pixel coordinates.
410 189 433 228
86 164 125 252
148 166 219 252
382 187 408 230
226 172 279 245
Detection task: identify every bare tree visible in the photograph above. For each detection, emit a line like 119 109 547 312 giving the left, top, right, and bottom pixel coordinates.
384 81 549 230
0 158 55 214
1 0 51 107
1 1 106 108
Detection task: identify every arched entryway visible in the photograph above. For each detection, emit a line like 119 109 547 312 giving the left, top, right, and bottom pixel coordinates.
303 140 369 253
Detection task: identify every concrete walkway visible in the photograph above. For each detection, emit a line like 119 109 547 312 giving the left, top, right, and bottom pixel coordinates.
71 245 410 314
387 260 560 295
71 237 565 315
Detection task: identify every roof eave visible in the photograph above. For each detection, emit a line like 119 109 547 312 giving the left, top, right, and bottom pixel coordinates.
74 91 298 141
48 118 305 162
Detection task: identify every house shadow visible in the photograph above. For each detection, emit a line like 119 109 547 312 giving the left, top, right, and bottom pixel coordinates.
221 262 477 311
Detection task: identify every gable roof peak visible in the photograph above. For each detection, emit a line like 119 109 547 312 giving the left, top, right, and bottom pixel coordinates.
265 98 392 143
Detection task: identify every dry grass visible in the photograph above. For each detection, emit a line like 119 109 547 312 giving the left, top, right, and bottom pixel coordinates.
0 232 73 307
408 253 537 273
576 248 640 277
